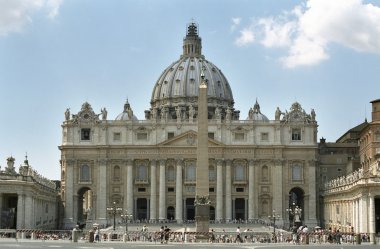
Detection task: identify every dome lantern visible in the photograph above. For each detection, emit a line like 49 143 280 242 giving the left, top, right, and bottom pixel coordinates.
182 22 202 57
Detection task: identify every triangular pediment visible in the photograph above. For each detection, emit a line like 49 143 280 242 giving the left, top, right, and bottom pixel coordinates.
158 130 224 147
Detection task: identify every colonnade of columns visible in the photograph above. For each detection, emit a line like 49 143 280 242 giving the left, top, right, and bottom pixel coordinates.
123 158 258 223
324 192 377 244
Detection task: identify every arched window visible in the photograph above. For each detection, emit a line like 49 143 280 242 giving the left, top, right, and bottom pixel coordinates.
167 166 175 181
113 166 121 181
186 163 195 181
80 164 90 182
261 165 268 181
234 164 244 181
137 165 147 181
209 165 216 181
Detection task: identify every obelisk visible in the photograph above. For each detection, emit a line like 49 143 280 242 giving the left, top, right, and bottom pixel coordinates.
195 66 210 233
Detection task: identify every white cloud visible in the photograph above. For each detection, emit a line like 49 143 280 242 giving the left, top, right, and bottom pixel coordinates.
46 0 63 19
230 17 241 32
0 0 63 36
235 28 255 47
235 0 380 68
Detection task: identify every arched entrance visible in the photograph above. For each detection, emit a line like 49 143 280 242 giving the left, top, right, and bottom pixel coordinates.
288 187 304 228
136 198 148 220
77 187 92 227
235 198 245 220
167 206 175 221
186 198 195 221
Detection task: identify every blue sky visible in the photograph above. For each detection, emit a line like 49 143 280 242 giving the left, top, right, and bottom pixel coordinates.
1 0 380 180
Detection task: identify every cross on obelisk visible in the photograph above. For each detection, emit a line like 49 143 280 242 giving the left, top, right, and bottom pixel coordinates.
195 65 210 234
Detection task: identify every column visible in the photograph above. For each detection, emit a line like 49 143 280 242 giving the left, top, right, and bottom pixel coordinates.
225 160 232 222
126 159 134 215
248 160 255 221
216 159 223 222
16 194 25 229
64 160 75 227
159 160 166 221
272 160 283 225
24 196 33 228
356 199 360 233
307 160 317 226
97 159 108 225
351 200 356 232
175 159 183 223
369 193 376 244
360 194 368 233
150 160 157 222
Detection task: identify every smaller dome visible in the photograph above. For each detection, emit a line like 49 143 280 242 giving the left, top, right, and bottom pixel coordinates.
247 99 269 122
115 100 138 121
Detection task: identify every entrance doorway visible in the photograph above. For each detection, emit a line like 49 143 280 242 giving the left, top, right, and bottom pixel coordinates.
186 198 195 221
235 198 245 220
136 198 148 221
167 206 175 221
210 206 215 221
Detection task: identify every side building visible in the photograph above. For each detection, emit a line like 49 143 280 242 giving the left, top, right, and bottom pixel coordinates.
60 23 319 229
322 99 380 244
0 156 59 230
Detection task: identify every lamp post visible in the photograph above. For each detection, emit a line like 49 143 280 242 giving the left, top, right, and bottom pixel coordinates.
268 209 280 242
121 210 133 233
106 201 122 231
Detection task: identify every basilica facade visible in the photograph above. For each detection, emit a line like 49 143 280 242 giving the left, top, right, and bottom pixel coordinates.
59 23 319 229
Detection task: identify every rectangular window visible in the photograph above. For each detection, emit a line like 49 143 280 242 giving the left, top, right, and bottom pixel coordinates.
137 132 148 140
81 128 91 140
292 128 301 141
376 134 380 141
208 132 214 139
138 188 146 192
261 132 269 141
113 132 121 141
168 187 175 192
168 132 175 139
236 187 244 192
234 132 245 141
209 187 215 192
292 164 302 181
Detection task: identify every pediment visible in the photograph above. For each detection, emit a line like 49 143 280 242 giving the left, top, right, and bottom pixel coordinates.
158 130 224 147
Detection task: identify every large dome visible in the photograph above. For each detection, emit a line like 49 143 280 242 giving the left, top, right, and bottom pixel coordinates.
147 23 238 121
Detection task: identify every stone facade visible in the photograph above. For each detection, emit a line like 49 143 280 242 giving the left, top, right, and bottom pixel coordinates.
59 24 319 230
